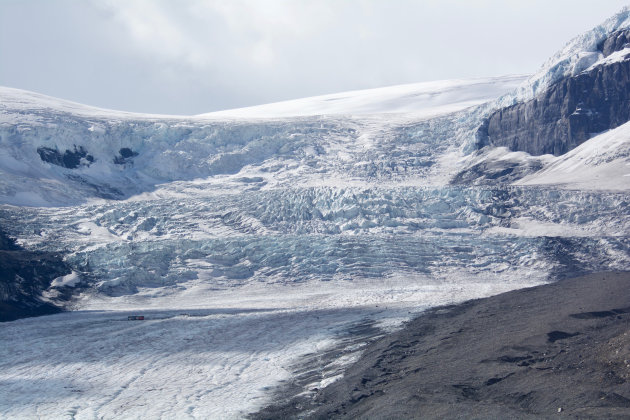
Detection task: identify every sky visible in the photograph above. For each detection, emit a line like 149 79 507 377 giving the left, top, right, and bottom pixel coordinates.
1 0 629 115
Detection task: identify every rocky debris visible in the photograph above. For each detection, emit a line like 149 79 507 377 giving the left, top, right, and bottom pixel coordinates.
451 154 545 185
252 272 630 419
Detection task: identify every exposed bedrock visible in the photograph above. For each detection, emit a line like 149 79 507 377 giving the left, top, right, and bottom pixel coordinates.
37 145 95 169
600 29 630 57
0 230 72 322
479 30 630 156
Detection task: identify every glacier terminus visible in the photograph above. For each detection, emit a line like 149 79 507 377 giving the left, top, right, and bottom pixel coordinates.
1 9 630 420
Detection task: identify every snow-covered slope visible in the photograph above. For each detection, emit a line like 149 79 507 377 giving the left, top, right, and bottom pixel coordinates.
200 76 526 118
454 120 630 190
0 75 527 122
0 86 178 120
516 121 630 190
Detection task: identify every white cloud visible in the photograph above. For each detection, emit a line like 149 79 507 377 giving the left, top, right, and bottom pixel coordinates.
96 0 210 68
3 0 630 114
95 0 338 70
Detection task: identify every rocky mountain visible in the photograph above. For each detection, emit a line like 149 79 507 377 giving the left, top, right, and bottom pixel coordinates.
479 28 630 156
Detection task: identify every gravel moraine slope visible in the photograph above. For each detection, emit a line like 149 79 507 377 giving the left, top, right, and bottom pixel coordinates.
254 271 630 419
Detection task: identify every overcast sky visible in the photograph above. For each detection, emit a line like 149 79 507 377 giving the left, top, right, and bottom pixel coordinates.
1 0 628 115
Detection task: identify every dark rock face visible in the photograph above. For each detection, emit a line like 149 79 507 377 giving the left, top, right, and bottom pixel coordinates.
113 147 138 165
37 145 95 168
451 156 545 185
0 230 71 322
599 29 630 57
480 30 630 156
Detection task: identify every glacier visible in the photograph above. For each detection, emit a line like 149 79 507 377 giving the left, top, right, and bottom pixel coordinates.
1 16 630 416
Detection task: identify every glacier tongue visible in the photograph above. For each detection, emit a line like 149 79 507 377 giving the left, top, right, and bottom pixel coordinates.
2 179 629 418
1 75 630 419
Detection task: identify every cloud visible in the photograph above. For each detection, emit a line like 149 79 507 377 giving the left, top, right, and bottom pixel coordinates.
94 0 337 70
95 0 211 68
3 0 630 114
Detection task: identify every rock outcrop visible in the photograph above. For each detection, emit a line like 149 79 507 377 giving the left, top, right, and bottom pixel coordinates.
600 29 630 57
0 230 71 322
479 29 630 156
113 147 139 165
37 145 95 169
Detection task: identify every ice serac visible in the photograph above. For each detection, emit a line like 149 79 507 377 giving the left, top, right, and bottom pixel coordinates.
479 28 630 156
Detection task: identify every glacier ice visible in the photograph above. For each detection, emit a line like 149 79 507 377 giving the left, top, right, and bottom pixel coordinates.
0 62 629 418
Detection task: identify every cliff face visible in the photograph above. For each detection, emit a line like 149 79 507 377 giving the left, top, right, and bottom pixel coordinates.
600 29 630 56
480 30 630 156
0 230 71 322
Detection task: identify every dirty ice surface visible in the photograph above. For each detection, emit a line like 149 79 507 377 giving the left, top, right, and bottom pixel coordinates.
0 277 527 419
